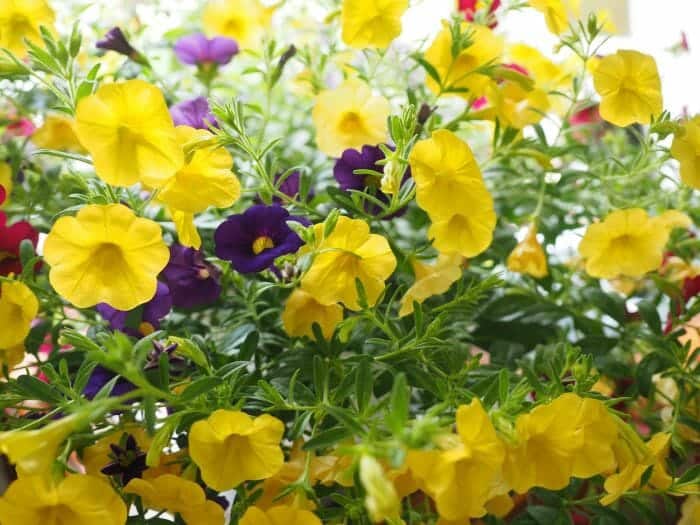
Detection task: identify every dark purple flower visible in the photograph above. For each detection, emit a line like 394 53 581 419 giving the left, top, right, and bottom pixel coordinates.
97 27 136 56
170 96 218 129
161 244 222 309
96 282 172 338
83 365 136 399
101 434 148 485
256 171 314 205
214 205 308 274
174 33 239 66
333 144 410 218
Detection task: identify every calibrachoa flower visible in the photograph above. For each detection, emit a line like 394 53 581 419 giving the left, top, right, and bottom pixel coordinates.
0 162 11 205
161 244 222 308
5 117 35 137
170 96 218 129
579 208 691 279
671 115 700 188
214 204 306 274
0 475 127 525
458 0 501 26
312 79 390 157
96 27 147 66
32 114 85 152
96 281 172 337
282 288 344 339
0 212 39 276
189 410 285 491
341 0 409 49
592 50 663 127
75 79 184 187
43 204 170 310
125 474 225 524
240 505 322 525
202 0 274 49
174 33 239 66
301 216 397 310
399 254 463 317
80 426 151 476
507 224 548 278
83 365 136 399
529 0 571 35
0 0 55 56
0 280 38 349
100 433 148 485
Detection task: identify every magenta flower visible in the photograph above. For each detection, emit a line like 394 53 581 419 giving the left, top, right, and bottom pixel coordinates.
161 244 222 309
214 205 308 274
174 33 239 66
170 97 218 129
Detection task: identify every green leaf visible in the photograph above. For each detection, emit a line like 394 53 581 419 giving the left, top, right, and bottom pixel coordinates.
179 376 223 402
146 419 175 467
355 358 373 414
386 373 409 435
637 301 661 335
13 374 63 403
302 427 351 451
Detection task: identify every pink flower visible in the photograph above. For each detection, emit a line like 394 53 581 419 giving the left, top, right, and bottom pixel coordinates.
5 118 35 137
457 0 501 27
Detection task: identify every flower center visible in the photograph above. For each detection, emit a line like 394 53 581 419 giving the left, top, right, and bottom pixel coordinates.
0 250 13 262
139 322 155 336
92 243 125 272
338 111 364 135
252 236 275 255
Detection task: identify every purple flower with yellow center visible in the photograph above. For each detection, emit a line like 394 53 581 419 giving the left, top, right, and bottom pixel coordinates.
214 205 307 274
96 282 172 338
174 33 239 66
170 97 218 130
161 244 221 309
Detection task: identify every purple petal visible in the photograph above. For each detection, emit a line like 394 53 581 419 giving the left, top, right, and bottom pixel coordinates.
207 36 239 65
170 97 218 129
173 33 209 65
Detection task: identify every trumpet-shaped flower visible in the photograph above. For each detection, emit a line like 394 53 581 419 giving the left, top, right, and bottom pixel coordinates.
240 505 322 525
202 0 274 49
75 79 184 187
162 244 222 308
424 22 503 100
671 115 700 189
0 280 38 349
32 114 85 153
43 204 170 310
399 254 463 316
170 97 218 129
125 474 225 525
174 33 239 66
301 216 397 310
507 224 548 278
282 288 343 339
189 410 285 491
429 207 497 258
312 79 390 157
341 0 409 49
0 475 127 525
0 0 55 56
571 397 618 478
579 208 691 279
592 50 663 127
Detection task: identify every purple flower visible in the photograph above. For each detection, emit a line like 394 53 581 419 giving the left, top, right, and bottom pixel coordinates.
214 205 308 274
161 244 222 309
256 171 314 205
83 365 135 400
174 33 239 66
96 27 136 56
170 97 218 129
96 282 172 338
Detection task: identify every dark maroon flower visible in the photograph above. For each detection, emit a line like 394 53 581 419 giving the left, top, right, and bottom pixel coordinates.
214 205 308 274
96 282 172 338
83 365 136 399
161 244 221 309
174 34 239 66
101 434 148 485
0 212 39 276
170 97 218 129
97 27 136 56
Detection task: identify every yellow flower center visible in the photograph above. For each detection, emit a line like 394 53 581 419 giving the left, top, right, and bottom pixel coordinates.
92 242 125 273
252 236 275 255
0 250 12 262
197 268 211 279
338 111 365 135
223 16 244 37
139 322 155 336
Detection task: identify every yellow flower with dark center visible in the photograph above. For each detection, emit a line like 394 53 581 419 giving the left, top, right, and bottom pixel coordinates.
399 254 463 316
424 22 503 100
300 216 397 310
579 208 691 279
282 288 343 339
125 474 225 525
240 505 322 525
592 50 663 127
203 0 274 49
0 0 55 57
32 114 86 153
671 115 700 188
0 475 127 525
312 79 390 157
0 280 38 349
507 224 548 278
189 409 285 491
43 204 170 310
75 79 184 187
341 0 409 49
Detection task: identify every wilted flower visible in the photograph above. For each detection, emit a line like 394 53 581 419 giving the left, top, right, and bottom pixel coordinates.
174 33 239 66
507 224 548 278
161 244 222 309
170 97 218 129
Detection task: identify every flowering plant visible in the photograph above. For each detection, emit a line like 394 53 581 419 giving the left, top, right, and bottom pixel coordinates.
0 0 698 524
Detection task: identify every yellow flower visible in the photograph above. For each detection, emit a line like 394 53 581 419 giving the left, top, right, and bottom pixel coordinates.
341 0 408 49
170 208 202 249
240 505 322 525
480 78 551 129
592 50 663 127
409 399 505 520
424 22 503 100
529 0 570 35
189 409 285 491
0 280 38 349
570 397 618 479
282 288 344 339
43 203 170 310
75 79 184 187
428 208 497 258
0 0 55 57
312 79 390 157
671 115 700 189
399 254 463 316
0 345 25 370
0 414 81 476
311 452 355 487
203 0 274 49
507 224 548 278
579 208 691 279
257 442 315 510
32 114 86 153
300 216 397 310
509 44 571 92
359 455 402 524
679 496 700 525
125 474 225 525
0 162 13 206
0 474 126 525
